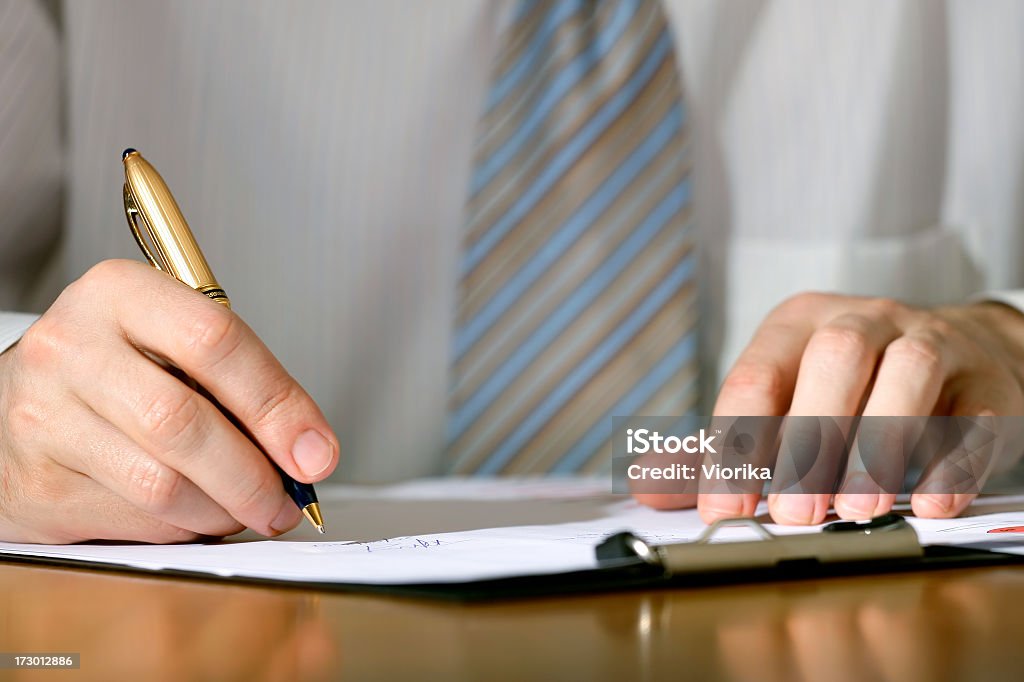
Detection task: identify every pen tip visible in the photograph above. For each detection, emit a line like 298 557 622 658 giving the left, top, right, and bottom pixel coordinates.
122 147 138 160
302 502 325 532
316 525 326 534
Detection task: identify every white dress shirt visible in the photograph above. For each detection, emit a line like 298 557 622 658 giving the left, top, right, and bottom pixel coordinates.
2 0 1023 481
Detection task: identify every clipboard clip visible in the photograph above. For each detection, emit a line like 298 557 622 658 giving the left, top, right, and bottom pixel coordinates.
596 513 923 575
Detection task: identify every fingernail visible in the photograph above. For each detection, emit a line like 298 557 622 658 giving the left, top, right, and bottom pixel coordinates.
700 494 745 520
271 500 301 534
773 494 817 525
292 429 335 478
921 493 953 515
836 493 878 519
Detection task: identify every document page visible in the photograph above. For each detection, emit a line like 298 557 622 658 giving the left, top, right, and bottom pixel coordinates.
1 480 1023 585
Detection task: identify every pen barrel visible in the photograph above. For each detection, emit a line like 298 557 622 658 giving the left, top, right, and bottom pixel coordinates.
123 151 230 307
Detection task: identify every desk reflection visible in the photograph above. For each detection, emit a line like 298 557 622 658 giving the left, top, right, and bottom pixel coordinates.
1 562 1023 681
0 566 335 682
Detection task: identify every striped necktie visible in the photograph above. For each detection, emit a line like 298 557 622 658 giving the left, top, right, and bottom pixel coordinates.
446 0 697 475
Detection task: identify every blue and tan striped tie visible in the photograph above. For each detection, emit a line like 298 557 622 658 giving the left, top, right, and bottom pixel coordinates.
447 0 697 475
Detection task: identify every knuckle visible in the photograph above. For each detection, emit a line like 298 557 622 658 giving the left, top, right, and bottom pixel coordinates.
230 473 279 526
925 316 958 341
808 325 873 361
58 275 87 303
250 380 304 430
139 388 204 451
183 308 244 369
52 260 143 323
6 398 47 441
76 259 137 294
17 319 68 368
126 458 183 516
865 297 906 320
776 291 827 316
721 361 788 402
885 335 944 373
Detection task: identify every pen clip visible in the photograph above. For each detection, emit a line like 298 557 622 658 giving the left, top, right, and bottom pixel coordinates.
123 184 165 272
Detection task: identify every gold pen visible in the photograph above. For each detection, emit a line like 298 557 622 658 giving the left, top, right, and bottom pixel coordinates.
122 148 325 534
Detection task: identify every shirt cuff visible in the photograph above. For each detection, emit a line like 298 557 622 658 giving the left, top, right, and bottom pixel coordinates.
0 312 40 355
973 290 1024 316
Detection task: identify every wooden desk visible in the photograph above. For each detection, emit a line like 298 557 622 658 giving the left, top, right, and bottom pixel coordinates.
2 562 1023 682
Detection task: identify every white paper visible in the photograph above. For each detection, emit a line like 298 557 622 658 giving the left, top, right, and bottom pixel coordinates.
1 481 1023 586
315 476 615 501
0 499 698 584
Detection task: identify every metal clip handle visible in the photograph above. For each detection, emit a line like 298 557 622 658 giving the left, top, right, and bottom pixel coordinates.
596 514 923 575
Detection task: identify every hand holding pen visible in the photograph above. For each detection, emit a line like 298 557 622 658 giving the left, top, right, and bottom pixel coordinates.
0 151 338 543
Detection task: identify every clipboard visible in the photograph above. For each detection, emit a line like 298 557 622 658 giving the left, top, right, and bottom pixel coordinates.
1 514 1020 602
377 514 1023 600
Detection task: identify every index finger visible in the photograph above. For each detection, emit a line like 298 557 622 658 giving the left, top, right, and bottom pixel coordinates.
697 308 816 520
111 260 339 483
